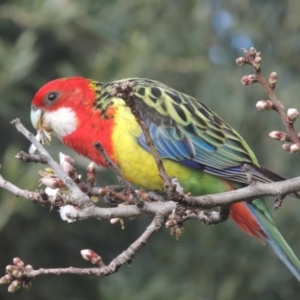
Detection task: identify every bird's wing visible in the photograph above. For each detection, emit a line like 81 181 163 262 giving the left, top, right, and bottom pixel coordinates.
110 78 279 185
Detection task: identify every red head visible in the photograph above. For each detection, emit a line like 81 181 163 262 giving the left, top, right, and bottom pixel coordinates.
31 76 96 139
30 76 115 166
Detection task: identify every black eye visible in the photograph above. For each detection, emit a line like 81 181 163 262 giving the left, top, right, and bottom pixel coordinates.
47 92 59 102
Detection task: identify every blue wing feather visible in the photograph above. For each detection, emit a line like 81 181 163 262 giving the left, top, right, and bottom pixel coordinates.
129 79 276 185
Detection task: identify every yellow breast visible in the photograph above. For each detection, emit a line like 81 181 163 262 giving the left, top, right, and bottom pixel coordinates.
110 99 233 196
110 100 195 191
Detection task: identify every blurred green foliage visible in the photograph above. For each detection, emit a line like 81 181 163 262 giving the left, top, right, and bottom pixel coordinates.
1 0 300 299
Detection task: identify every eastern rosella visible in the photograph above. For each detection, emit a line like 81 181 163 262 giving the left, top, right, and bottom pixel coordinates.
30 77 300 280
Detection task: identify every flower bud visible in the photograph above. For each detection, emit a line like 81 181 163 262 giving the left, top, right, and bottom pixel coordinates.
256 100 273 111
87 162 97 184
61 161 75 176
25 265 33 272
13 258 24 268
253 56 262 70
87 162 96 173
110 218 120 224
0 274 12 284
45 187 59 196
269 72 278 85
241 74 257 85
6 265 17 273
39 177 63 189
287 108 299 123
236 57 245 66
269 131 289 141
80 249 102 264
7 280 21 293
282 144 291 152
12 270 22 279
249 47 257 55
290 144 300 153
59 152 75 176
59 152 74 165
59 205 79 223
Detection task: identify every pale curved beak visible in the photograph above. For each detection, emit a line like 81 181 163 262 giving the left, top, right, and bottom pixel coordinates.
30 105 43 130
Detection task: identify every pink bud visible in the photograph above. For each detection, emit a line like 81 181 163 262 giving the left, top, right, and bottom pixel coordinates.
241 74 258 85
12 270 22 279
39 177 63 189
256 100 273 111
249 47 257 55
282 144 291 152
290 144 300 153
0 274 11 284
269 131 289 141
80 249 102 264
87 162 96 172
45 187 59 196
59 205 79 223
110 218 120 224
25 265 33 271
253 56 262 70
59 152 74 165
287 108 299 123
61 161 75 175
269 72 278 85
7 280 21 293
13 258 24 268
236 57 245 66
87 162 97 184
6 265 16 272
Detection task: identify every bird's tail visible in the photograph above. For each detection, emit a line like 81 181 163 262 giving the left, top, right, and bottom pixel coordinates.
230 199 300 281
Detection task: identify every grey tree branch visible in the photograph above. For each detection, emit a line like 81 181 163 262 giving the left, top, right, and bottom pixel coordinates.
2 143 300 222
2 214 166 292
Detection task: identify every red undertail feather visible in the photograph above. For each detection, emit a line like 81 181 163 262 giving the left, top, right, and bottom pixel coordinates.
230 202 267 244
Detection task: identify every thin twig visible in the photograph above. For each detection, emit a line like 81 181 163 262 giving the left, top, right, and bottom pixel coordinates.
10 119 92 208
240 48 300 145
2 214 167 291
16 151 48 164
0 174 74 208
2 161 300 221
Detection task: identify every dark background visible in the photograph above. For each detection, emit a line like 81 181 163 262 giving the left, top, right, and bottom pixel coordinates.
0 0 300 299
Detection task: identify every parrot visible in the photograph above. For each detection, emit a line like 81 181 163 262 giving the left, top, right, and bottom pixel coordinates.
30 76 300 280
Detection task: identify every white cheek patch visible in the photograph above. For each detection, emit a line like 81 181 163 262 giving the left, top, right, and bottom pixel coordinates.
43 107 77 139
